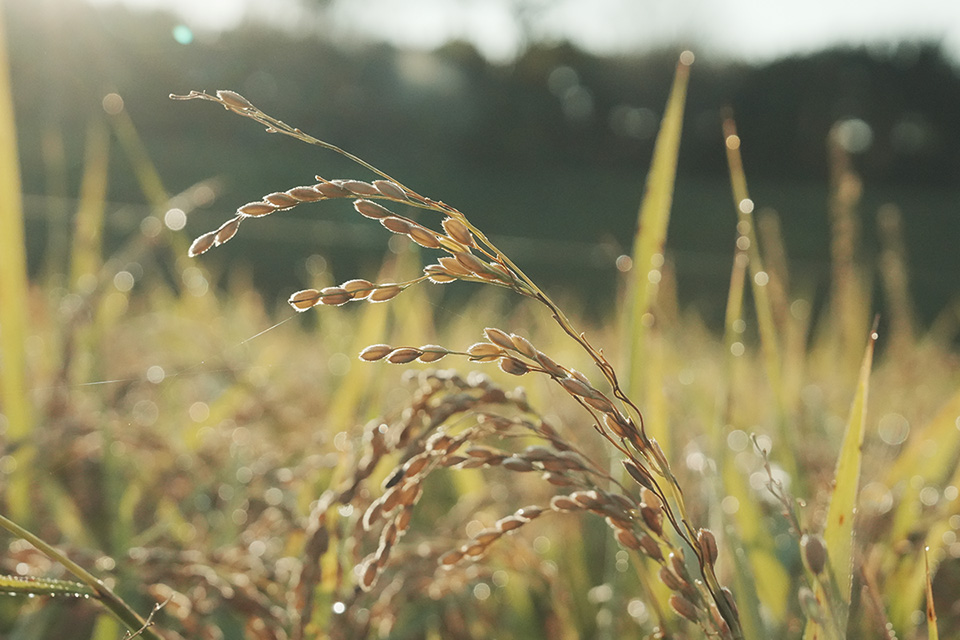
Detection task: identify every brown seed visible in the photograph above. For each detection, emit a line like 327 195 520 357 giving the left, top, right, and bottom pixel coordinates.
659 566 687 591
417 347 448 363
395 507 413 532
697 528 719 567
315 180 350 198
461 540 487 558
362 500 383 531
340 180 379 196
637 534 663 562
801 533 826 575
369 284 402 302
441 217 475 247
341 278 375 299
288 289 320 311
640 505 663 536
359 344 393 361
496 516 525 532
287 186 324 202
216 90 253 110
550 495 578 511
615 528 642 550
622 458 656 491
453 251 487 275
359 558 378 591
571 490 602 510
373 179 407 200
483 327 516 350
501 456 535 472
535 351 566 377
403 453 431 477
473 529 501 546
237 201 276 217
215 217 242 245
559 376 596 399
515 506 544 520
399 482 422 508
483 261 514 282
439 549 463 566
543 472 574 486
319 286 351 306
407 224 442 249
438 256 473 277
498 357 529 376
466 342 503 362
381 216 412 235
264 191 299 208
522 446 554 461
381 486 402 513
583 395 616 413
188 231 217 257
387 347 423 364
669 595 700 623
508 334 538 359
424 265 456 283
640 487 663 511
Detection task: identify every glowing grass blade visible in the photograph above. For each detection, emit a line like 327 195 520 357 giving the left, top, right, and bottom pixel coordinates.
925 547 939 640
69 120 110 286
804 324 876 638
622 51 692 447
0 2 33 524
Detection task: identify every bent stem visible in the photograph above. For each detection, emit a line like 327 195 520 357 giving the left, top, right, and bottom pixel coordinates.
0 514 162 640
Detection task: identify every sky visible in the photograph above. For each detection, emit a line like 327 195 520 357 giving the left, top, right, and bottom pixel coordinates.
86 0 960 64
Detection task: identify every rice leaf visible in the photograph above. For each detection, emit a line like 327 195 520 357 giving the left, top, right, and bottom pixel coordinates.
0 1 33 523
803 324 876 638
622 52 692 448
69 120 110 286
924 547 939 640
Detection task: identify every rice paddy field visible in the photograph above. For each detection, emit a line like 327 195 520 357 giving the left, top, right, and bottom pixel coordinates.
1 6 960 639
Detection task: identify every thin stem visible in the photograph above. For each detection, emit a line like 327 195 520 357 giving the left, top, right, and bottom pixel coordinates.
0 514 162 640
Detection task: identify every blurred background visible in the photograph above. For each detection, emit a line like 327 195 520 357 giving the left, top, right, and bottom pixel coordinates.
7 0 960 325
